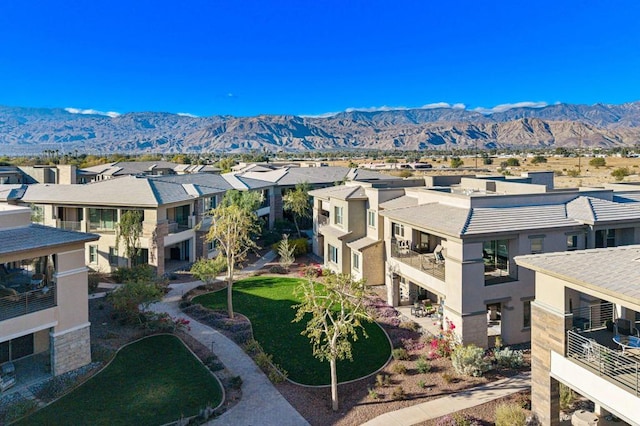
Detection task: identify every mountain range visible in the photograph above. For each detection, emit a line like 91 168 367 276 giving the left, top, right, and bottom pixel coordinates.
2 102 640 154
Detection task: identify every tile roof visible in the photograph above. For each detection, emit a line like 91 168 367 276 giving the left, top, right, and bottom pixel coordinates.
566 196 640 223
0 224 99 257
378 196 419 210
465 204 580 235
381 203 471 236
308 185 367 201
515 245 640 303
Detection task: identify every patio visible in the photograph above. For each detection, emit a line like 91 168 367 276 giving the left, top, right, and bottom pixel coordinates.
1 352 52 398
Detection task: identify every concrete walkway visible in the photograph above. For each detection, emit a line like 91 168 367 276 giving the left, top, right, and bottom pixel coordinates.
150 250 309 426
363 371 531 426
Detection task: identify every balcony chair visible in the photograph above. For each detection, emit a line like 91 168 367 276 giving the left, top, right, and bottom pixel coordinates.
614 318 639 337
433 245 444 264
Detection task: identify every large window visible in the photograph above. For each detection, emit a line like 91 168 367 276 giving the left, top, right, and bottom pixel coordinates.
89 245 98 264
566 234 579 251
483 239 511 283
595 229 616 248
367 210 376 228
89 208 117 231
352 252 360 271
328 245 339 263
334 206 343 226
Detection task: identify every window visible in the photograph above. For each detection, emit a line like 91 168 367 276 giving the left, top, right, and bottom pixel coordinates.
595 229 616 248
31 205 44 224
523 300 531 328
530 237 544 254
566 234 578 251
483 239 511 283
89 208 117 231
334 206 343 225
108 247 119 266
367 210 376 227
352 252 360 270
89 245 98 264
328 245 339 263
205 196 217 211
393 222 404 238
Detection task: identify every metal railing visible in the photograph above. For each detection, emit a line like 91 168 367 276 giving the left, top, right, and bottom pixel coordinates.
59 220 81 231
567 330 640 396
0 286 56 322
390 239 445 280
571 302 615 331
315 215 329 232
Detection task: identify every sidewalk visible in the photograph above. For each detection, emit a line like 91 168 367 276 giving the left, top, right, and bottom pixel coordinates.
150 251 309 426
362 371 530 425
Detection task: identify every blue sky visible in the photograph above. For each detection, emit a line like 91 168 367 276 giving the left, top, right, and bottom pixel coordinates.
1 1 638 117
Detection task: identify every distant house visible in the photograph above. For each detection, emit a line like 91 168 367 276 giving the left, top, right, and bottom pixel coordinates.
0 204 98 378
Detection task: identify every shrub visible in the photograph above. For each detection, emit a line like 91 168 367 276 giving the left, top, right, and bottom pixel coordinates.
3 399 39 424
416 357 431 374
88 272 102 293
612 167 631 181
300 263 322 278
272 237 309 256
530 155 547 164
492 347 524 368
229 376 243 389
392 348 409 360
495 403 527 426
589 157 606 168
112 264 156 284
392 363 407 375
559 383 575 410
254 351 273 369
441 372 455 383
391 386 405 400
566 169 580 177
451 344 490 377
399 170 413 178
269 265 288 274
399 320 420 332
368 388 379 400
417 379 427 389
505 158 520 167
375 374 390 387
450 157 464 168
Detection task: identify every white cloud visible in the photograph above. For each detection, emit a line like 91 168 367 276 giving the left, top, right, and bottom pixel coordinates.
177 112 199 118
343 102 466 114
65 107 120 118
472 101 548 115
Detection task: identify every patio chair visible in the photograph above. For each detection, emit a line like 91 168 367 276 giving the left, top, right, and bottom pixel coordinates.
615 318 639 337
433 245 444 264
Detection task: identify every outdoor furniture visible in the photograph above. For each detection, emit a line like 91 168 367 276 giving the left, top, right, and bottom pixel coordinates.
30 273 45 290
411 303 425 317
614 318 639 337
612 334 640 354
582 339 597 361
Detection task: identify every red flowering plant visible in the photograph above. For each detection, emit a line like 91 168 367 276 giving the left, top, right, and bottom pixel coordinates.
299 263 322 278
426 318 458 359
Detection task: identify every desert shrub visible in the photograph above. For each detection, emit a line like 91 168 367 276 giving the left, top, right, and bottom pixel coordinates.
566 169 580 177
299 263 322 278
416 357 431 373
495 403 527 426
392 348 409 360
559 383 575 410
391 386 405 400
612 167 631 181
492 347 524 368
269 265 288 274
268 368 288 383
399 170 413 178
530 155 547 164
375 373 390 387
229 375 243 389
88 272 102 293
450 157 464 168
436 413 482 426
272 237 309 256
417 379 427 389
243 339 263 355
205 355 224 372
441 372 455 383
368 388 379 399
399 320 420 332
451 344 490 377
589 157 606 167
505 158 520 167
392 363 407 375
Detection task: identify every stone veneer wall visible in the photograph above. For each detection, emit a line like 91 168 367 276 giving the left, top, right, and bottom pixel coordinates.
51 325 91 376
531 303 569 426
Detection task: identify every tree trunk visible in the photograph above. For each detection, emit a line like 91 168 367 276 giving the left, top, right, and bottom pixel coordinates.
330 358 339 411
293 216 301 238
227 259 234 319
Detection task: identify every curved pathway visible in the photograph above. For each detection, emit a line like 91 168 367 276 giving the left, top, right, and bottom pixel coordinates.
150 252 308 426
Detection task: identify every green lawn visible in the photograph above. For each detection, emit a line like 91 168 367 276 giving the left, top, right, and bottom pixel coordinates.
18 335 223 426
193 276 391 385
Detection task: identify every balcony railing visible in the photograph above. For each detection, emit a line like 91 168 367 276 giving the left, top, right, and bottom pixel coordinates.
567 330 640 396
0 286 57 322
571 302 615 331
390 239 445 280
315 215 329 233
59 220 81 231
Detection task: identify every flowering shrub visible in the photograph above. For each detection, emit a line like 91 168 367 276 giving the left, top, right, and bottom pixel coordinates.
299 263 322 278
142 312 191 333
436 413 482 426
427 319 458 358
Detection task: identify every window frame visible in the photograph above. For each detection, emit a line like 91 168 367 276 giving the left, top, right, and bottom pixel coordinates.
328 244 339 264
334 206 343 226
393 222 404 238
108 247 119 266
352 252 360 271
89 245 98 264
367 210 376 228
523 300 532 329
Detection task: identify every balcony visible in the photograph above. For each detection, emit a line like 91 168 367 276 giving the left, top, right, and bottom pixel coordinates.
58 220 81 231
0 286 57 322
315 215 329 233
566 330 640 396
390 239 445 280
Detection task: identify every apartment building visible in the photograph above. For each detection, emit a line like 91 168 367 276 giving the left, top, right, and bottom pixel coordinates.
0 204 98 380
516 247 640 426
312 172 640 348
